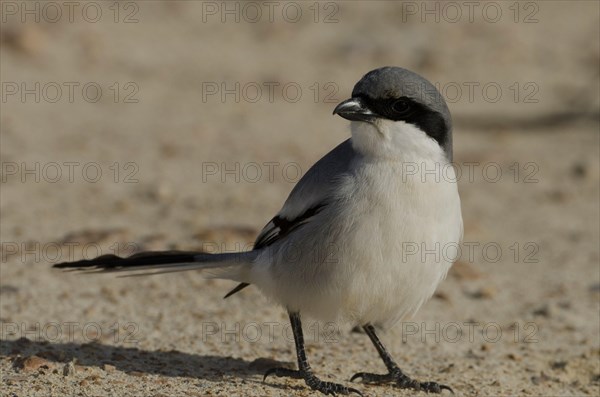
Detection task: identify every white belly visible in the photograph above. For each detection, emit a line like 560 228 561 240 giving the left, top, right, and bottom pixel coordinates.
337 161 463 328
253 160 462 329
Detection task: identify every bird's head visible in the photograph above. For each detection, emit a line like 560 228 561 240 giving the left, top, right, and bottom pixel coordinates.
334 67 452 162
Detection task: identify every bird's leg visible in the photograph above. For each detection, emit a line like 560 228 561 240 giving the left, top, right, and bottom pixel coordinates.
350 324 453 394
264 311 363 396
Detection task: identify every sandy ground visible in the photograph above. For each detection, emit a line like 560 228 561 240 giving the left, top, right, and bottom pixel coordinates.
1 1 599 396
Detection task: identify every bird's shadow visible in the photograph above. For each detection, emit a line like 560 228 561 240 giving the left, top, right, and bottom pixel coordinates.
1 337 292 386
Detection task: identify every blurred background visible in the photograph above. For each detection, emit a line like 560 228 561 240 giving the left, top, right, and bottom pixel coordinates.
1 1 598 396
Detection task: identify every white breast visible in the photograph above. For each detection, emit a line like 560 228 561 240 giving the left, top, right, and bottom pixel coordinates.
252 120 463 329
336 158 463 329
336 120 463 328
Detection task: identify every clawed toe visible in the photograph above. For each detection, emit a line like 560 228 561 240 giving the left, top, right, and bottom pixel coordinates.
261 316 451 396
350 371 393 384
419 381 454 394
264 367 363 396
350 370 452 394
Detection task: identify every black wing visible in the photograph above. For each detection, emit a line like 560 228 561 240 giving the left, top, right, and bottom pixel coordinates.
223 139 356 299
223 202 328 298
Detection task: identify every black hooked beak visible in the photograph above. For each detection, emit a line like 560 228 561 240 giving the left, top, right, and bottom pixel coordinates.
333 97 375 122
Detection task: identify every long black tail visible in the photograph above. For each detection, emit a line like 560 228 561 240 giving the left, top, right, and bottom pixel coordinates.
53 250 258 277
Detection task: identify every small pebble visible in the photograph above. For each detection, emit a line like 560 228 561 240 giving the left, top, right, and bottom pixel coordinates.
18 355 49 372
469 286 496 299
531 372 553 385
550 361 567 370
571 163 587 179
103 363 116 372
63 361 75 376
532 305 551 317
433 291 450 301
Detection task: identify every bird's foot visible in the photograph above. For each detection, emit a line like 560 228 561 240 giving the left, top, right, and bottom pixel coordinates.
264 367 363 396
350 368 453 394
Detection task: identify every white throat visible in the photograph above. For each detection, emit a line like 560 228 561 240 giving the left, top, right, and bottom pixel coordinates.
350 119 448 164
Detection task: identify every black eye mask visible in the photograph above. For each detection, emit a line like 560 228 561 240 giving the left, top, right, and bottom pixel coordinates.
356 95 450 151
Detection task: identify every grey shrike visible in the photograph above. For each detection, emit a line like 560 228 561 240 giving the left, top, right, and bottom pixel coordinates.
55 67 463 396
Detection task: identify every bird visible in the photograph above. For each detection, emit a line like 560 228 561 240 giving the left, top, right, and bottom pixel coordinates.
54 66 463 396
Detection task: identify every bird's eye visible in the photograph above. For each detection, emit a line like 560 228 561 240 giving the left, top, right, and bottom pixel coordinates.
392 99 411 114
